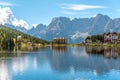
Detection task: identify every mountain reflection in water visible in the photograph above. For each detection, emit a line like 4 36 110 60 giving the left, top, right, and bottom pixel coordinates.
0 46 120 80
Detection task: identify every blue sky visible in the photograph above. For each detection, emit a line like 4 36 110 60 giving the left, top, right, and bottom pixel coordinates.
0 0 120 29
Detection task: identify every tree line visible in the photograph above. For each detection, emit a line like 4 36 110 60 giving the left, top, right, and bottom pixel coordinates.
85 34 104 43
0 25 49 48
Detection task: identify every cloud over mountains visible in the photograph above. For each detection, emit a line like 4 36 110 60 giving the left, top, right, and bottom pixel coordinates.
0 7 29 29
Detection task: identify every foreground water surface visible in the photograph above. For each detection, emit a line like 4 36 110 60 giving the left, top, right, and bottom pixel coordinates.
0 46 120 80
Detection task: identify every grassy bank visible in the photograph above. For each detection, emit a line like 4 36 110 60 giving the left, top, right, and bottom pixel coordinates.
82 43 120 47
65 43 120 47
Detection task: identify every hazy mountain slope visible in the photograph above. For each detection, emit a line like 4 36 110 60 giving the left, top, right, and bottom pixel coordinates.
5 14 120 43
5 24 27 33
27 14 115 43
104 18 120 32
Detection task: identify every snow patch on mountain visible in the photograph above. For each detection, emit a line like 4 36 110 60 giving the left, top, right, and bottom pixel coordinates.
71 32 90 40
32 24 38 28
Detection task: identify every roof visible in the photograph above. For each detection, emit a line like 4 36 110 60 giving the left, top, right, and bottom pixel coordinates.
104 32 118 35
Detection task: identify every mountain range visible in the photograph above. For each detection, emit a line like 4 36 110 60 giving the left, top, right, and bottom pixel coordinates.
4 14 120 43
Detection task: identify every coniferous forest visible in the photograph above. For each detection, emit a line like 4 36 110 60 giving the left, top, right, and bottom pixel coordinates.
0 25 49 48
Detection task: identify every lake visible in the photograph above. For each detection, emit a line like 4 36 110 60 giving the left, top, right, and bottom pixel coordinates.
0 46 120 80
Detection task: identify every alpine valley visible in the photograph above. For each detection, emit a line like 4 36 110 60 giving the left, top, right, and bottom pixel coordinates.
4 14 120 43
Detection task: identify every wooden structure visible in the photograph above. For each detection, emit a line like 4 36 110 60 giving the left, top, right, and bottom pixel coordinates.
52 37 67 44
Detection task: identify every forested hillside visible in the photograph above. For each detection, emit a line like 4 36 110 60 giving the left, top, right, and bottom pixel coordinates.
0 25 49 47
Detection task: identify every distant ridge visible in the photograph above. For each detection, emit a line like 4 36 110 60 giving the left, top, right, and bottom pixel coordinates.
4 14 120 43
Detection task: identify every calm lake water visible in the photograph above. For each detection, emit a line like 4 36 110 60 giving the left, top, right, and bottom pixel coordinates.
0 46 120 80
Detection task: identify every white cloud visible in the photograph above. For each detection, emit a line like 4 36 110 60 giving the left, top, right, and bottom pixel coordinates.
0 7 29 29
12 18 29 29
0 1 13 6
61 4 106 11
0 7 14 25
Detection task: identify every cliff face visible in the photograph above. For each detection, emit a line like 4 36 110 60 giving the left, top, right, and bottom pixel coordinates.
28 14 115 43
5 14 120 43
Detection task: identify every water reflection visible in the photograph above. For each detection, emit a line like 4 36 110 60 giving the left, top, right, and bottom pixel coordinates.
0 56 29 80
0 46 120 80
0 46 47 58
51 45 67 54
0 61 11 80
47 46 120 75
85 46 120 59
0 45 45 52
33 57 38 69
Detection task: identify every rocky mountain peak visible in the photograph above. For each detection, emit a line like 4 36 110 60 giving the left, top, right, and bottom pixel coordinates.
4 14 120 43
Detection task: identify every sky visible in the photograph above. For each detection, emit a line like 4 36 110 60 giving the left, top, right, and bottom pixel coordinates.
0 0 120 29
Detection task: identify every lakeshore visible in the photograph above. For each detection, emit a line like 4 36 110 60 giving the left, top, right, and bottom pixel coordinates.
79 43 120 47
0 45 120 80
